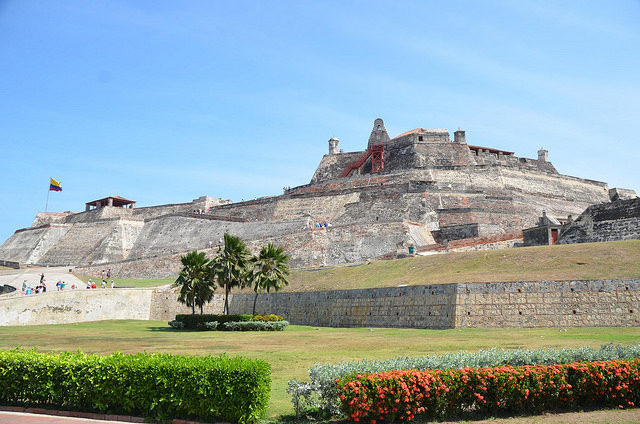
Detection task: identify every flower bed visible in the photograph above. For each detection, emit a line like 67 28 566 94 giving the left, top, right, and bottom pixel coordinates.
338 359 640 422
290 344 640 415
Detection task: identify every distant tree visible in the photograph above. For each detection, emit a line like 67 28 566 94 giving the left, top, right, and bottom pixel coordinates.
250 244 289 315
173 250 215 315
212 233 251 315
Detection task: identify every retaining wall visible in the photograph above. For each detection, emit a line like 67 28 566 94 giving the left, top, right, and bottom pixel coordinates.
2 280 639 328
229 279 640 329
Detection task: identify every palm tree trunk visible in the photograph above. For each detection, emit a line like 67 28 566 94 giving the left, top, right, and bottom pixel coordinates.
253 292 259 315
191 302 195 315
200 303 203 315
224 284 230 315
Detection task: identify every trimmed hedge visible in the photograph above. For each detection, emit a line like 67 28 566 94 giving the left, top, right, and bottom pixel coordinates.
175 314 253 329
251 314 284 322
223 321 289 331
0 349 270 424
168 320 184 329
338 359 640 422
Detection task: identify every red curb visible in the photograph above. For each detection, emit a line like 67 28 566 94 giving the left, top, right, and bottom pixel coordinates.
0 406 26 413
0 405 229 423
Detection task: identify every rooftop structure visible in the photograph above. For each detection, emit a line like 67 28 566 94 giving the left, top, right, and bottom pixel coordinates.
85 196 136 211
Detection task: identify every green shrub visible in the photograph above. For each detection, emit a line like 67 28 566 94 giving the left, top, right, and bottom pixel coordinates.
168 320 184 329
0 349 270 424
174 314 253 329
223 321 289 331
204 321 219 330
251 314 284 322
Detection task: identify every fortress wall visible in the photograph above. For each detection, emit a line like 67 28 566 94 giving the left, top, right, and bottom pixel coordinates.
126 215 306 259
310 151 364 184
245 221 409 268
227 280 640 329
229 285 458 329
76 252 184 279
31 212 70 227
455 280 640 328
3 279 637 328
559 198 640 244
292 175 392 196
64 207 136 224
77 221 412 277
271 192 360 223
0 289 154 326
150 290 224 321
0 225 71 264
208 197 279 221
85 220 145 264
37 221 122 265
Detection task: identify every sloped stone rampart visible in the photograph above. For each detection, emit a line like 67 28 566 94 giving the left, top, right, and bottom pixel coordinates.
0 225 71 264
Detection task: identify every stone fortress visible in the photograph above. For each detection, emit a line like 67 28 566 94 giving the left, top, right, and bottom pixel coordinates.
1 118 639 328
0 118 635 275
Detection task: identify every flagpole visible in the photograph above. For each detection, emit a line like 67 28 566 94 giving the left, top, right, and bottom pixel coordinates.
45 179 50 212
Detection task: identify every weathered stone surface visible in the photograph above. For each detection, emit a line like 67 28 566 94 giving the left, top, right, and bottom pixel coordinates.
558 198 640 244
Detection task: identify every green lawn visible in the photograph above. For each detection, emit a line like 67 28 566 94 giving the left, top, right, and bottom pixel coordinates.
74 274 173 288
1 320 639 418
282 240 640 293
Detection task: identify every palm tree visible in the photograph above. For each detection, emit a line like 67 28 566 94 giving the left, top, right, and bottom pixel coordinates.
250 243 289 315
211 233 251 315
173 250 215 315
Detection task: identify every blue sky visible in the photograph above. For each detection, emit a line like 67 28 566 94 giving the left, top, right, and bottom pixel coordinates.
1 1 639 243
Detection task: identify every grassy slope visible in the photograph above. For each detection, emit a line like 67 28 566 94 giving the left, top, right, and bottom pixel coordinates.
1 321 639 417
284 240 640 292
74 274 173 288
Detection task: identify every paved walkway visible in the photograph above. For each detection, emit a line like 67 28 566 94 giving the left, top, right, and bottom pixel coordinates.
0 266 84 293
0 410 134 423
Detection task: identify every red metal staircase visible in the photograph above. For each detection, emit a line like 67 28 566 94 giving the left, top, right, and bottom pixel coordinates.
340 145 385 178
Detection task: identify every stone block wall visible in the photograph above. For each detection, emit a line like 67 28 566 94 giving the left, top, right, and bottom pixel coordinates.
2 279 638 328
227 279 640 329
229 285 458 329
0 289 154 326
150 289 225 321
559 198 640 244
455 280 640 328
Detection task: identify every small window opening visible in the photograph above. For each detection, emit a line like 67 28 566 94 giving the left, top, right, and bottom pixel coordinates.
418 135 423 141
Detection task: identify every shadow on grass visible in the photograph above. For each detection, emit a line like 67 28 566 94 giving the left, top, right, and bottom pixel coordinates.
146 326 209 333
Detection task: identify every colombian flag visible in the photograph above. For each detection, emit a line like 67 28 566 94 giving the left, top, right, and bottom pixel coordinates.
49 178 62 192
